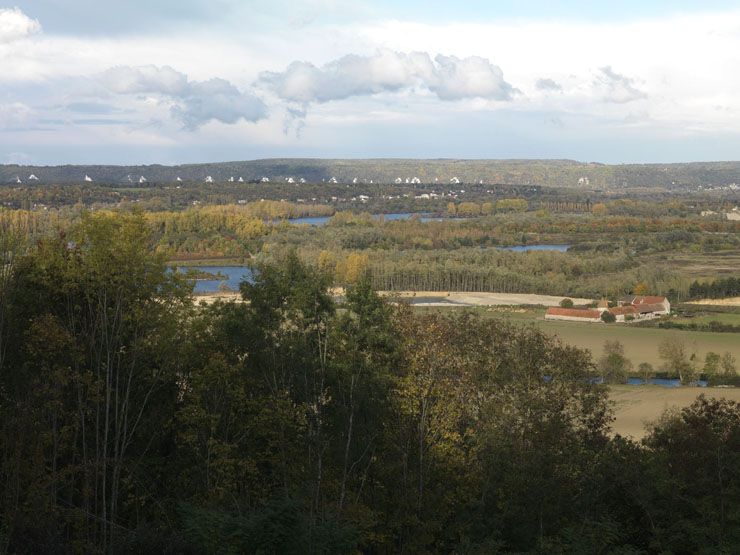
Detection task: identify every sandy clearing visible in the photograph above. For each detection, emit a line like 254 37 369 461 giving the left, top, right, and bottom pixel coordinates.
193 292 243 305
609 385 740 439
686 297 740 306
446 292 593 307
194 290 593 307
376 290 592 307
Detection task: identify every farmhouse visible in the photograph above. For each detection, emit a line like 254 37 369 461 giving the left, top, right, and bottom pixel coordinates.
545 307 601 323
619 295 670 314
545 295 671 323
608 305 637 322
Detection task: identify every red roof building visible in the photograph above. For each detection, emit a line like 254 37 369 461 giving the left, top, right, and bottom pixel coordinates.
545 307 602 322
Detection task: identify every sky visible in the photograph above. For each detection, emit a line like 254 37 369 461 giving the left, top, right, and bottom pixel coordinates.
2 1 740 165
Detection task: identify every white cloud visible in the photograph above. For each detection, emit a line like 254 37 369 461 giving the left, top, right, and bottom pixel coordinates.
260 49 514 104
0 102 33 128
429 55 515 101
98 65 267 129
535 78 562 92
595 66 646 103
0 7 40 43
100 65 188 96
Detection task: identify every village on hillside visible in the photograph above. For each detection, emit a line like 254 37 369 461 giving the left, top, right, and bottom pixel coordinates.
545 295 671 323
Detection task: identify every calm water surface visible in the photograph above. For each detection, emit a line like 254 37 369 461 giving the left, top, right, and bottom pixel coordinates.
497 245 570 252
289 213 463 225
177 266 253 293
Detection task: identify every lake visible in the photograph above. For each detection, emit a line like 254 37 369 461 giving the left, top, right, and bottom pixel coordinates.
497 245 570 252
627 377 708 387
591 376 708 387
177 266 253 293
289 213 463 225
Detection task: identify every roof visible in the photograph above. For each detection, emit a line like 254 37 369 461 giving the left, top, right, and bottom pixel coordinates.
546 307 601 319
634 303 667 314
631 295 667 305
609 306 637 316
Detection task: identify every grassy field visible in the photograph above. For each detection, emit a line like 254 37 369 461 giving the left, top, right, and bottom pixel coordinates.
670 310 740 326
537 319 740 367
413 305 740 368
609 385 740 439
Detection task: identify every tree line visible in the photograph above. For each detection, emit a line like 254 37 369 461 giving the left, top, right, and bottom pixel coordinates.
689 277 740 300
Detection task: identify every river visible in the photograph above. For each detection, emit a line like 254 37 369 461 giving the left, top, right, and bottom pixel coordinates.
289 213 463 225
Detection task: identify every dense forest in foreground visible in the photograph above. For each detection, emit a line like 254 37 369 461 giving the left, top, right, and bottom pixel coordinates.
1 213 738 553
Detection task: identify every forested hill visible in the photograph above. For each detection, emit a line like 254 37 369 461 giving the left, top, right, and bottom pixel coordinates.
3 158 740 189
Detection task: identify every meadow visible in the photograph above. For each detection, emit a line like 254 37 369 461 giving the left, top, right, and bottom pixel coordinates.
609 385 740 438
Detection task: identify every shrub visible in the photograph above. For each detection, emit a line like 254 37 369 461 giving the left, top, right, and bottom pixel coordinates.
560 298 574 308
601 311 616 323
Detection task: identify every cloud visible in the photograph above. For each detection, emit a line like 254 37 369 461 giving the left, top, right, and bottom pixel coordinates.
0 102 33 128
595 66 646 103
173 78 268 130
0 7 41 43
429 55 516 101
99 65 189 96
283 105 307 136
98 65 267 129
535 78 562 92
260 50 515 104
65 102 120 114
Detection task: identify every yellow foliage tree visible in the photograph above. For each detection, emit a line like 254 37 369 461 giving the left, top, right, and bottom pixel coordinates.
344 252 369 284
592 203 608 216
633 282 649 295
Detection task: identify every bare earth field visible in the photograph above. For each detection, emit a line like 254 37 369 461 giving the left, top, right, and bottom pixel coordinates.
193 290 593 307
382 291 592 307
686 297 740 306
610 385 740 439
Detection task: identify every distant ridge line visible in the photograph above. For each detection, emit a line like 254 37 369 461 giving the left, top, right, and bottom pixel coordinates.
2 158 740 189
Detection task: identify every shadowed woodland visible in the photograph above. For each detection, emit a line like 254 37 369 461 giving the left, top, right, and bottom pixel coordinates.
0 213 738 553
